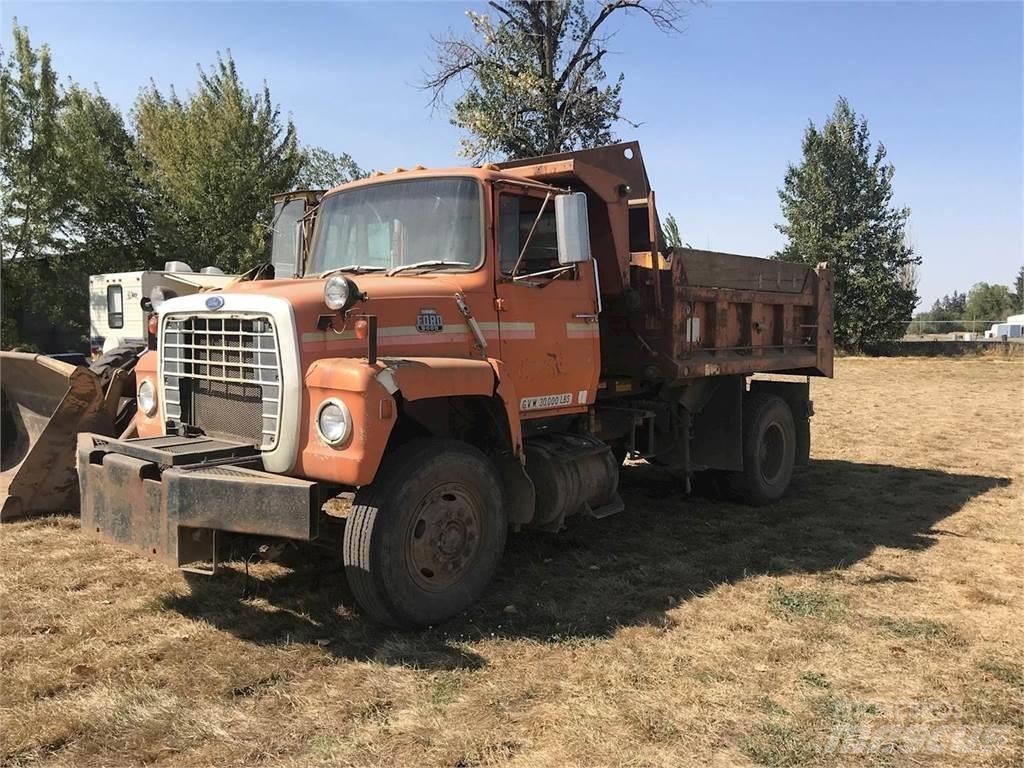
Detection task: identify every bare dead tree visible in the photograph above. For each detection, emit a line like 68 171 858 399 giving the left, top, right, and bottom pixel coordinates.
425 0 689 162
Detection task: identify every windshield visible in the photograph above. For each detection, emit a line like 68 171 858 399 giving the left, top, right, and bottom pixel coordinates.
308 177 482 275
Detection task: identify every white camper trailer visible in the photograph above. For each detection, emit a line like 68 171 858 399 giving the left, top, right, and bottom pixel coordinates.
88 263 236 357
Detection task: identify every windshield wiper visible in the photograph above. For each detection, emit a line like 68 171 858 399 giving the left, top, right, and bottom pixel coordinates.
318 265 387 278
386 260 471 277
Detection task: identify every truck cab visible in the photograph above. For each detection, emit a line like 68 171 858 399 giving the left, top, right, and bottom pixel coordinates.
79 143 833 628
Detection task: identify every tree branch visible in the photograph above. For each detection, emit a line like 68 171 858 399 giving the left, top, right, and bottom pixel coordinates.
557 0 683 90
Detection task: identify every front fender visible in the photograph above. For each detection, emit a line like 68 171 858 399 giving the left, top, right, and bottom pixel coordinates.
379 356 522 458
295 358 397 486
294 355 528 487
374 356 495 400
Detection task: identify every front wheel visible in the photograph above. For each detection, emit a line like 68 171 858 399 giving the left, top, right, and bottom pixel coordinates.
343 439 507 628
726 393 796 506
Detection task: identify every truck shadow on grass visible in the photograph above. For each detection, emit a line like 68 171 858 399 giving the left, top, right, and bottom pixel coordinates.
163 459 1009 668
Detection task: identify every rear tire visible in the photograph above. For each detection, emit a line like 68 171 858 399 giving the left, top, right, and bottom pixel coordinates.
343 439 507 628
726 393 796 506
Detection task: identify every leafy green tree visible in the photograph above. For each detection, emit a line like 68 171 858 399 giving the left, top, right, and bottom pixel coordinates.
964 282 1015 322
60 86 150 269
662 213 683 249
1 22 65 263
775 97 920 347
1014 265 1023 313
911 291 967 334
426 0 684 162
1 24 148 348
297 145 365 190
132 53 302 273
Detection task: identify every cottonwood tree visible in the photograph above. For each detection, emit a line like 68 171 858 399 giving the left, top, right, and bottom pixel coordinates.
1014 266 1023 312
297 146 365 190
132 54 303 273
1 24 148 347
662 213 683 248
775 97 920 347
1 23 65 263
426 0 685 162
964 282 1016 322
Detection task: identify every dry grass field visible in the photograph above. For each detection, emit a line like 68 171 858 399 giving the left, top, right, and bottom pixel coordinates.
1 357 1021 767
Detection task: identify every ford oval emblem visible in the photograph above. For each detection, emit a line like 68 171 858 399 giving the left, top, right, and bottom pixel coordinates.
205 295 225 310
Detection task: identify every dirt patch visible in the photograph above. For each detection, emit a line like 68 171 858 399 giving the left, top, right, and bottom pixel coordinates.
1 358 1021 767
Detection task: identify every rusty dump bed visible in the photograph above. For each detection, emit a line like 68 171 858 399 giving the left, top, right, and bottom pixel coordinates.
631 247 833 382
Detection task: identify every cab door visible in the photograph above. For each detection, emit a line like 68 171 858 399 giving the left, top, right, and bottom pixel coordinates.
493 189 600 418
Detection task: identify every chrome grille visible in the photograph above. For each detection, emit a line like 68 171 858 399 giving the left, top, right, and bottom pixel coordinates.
161 314 281 448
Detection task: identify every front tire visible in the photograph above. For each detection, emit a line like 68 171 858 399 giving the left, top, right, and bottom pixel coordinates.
726 393 796 506
343 439 507 628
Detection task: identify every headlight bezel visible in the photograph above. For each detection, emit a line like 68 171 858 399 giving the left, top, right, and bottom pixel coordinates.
315 397 352 447
324 275 360 311
138 379 157 416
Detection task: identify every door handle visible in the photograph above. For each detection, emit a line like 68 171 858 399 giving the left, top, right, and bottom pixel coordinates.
574 313 598 323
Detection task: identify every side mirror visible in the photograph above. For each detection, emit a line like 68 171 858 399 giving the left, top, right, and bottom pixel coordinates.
555 192 592 265
292 219 303 278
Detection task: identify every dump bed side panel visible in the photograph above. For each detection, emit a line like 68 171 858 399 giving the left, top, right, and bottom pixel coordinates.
672 248 832 378
629 248 833 381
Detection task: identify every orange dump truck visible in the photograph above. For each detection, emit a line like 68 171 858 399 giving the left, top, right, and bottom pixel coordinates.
78 142 833 627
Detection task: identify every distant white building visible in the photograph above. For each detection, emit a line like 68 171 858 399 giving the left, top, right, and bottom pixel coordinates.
984 313 1024 339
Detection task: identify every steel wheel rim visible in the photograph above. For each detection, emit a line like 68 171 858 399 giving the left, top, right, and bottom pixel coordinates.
405 482 483 592
759 422 786 485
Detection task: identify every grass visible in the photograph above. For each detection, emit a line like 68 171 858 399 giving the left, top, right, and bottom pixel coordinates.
873 616 963 644
1 357 1022 767
772 585 843 619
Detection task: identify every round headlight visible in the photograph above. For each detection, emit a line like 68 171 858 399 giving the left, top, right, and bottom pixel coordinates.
324 275 352 311
316 398 352 446
138 379 157 416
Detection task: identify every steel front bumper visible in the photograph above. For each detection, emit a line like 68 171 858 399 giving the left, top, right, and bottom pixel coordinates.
77 434 318 573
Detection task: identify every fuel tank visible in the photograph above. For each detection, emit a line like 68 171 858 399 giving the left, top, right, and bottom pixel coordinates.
524 434 623 532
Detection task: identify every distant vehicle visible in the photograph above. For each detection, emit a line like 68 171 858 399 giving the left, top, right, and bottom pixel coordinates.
983 314 1024 340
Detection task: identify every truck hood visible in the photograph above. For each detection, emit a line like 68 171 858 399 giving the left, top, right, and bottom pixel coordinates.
223 273 474 307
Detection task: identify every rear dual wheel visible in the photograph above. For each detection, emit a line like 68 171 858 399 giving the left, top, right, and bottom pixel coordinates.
342 439 507 628
727 393 796 505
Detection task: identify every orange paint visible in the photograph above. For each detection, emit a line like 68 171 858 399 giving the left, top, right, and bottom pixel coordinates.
298 358 395 486
134 350 162 438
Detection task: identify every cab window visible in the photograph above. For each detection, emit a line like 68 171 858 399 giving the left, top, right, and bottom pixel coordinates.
498 194 564 277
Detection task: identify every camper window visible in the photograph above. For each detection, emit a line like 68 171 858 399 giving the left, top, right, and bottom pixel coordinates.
106 285 124 329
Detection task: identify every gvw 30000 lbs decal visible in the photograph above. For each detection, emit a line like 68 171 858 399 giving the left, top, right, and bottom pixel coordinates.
520 393 573 411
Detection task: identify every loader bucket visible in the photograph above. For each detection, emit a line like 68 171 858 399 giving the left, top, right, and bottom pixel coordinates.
1 352 115 521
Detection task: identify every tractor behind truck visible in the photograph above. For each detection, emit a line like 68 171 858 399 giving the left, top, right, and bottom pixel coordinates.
78 142 834 627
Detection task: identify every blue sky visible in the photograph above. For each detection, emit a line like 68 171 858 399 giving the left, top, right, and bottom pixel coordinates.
5 1 1022 308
